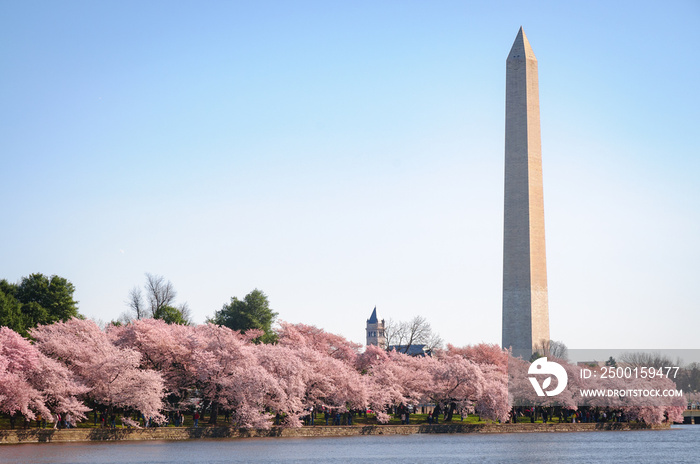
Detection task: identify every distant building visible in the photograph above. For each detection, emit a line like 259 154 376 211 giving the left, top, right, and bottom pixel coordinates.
365 308 432 356
365 307 386 348
387 344 432 357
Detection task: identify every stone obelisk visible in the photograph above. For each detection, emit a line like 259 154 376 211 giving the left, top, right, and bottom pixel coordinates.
502 27 550 359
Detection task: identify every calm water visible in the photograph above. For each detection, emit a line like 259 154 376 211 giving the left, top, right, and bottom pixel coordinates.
1 426 697 464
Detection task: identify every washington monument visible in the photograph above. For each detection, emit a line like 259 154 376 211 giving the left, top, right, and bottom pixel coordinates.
502 27 550 359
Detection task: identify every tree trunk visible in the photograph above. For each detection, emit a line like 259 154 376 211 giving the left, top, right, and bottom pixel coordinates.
209 401 219 424
445 402 455 421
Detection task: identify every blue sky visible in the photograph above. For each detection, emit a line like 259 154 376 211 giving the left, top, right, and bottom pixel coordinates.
2 1 698 350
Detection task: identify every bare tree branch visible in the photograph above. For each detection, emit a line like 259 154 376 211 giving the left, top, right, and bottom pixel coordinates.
126 286 148 320
145 273 176 316
384 315 442 354
177 302 193 325
532 340 568 361
619 351 675 368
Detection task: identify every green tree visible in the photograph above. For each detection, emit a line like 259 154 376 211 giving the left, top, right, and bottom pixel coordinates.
0 274 81 335
0 279 16 297
0 287 25 334
210 289 278 343
153 304 189 325
16 273 80 323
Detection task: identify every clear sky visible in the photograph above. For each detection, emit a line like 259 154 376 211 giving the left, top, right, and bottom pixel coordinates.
2 1 698 350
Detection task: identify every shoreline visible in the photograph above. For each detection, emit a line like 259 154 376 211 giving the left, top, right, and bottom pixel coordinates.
0 422 671 445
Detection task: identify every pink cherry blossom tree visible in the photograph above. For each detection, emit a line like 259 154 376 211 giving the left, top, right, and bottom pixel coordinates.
508 354 581 425
254 343 309 427
295 345 367 412
277 322 362 365
0 326 89 422
446 343 509 373
445 344 511 421
31 318 164 422
471 363 510 422
109 318 200 409
254 342 366 426
428 351 485 421
358 344 434 422
584 370 687 424
189 323 279 428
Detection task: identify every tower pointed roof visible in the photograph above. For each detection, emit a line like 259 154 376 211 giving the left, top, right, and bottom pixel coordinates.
507 27 536 61
367 306 378 323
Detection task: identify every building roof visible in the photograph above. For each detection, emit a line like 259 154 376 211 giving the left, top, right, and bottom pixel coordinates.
388 344 431 357
367 306 378 324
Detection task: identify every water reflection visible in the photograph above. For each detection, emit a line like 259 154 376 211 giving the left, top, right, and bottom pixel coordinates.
2 426 697 464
